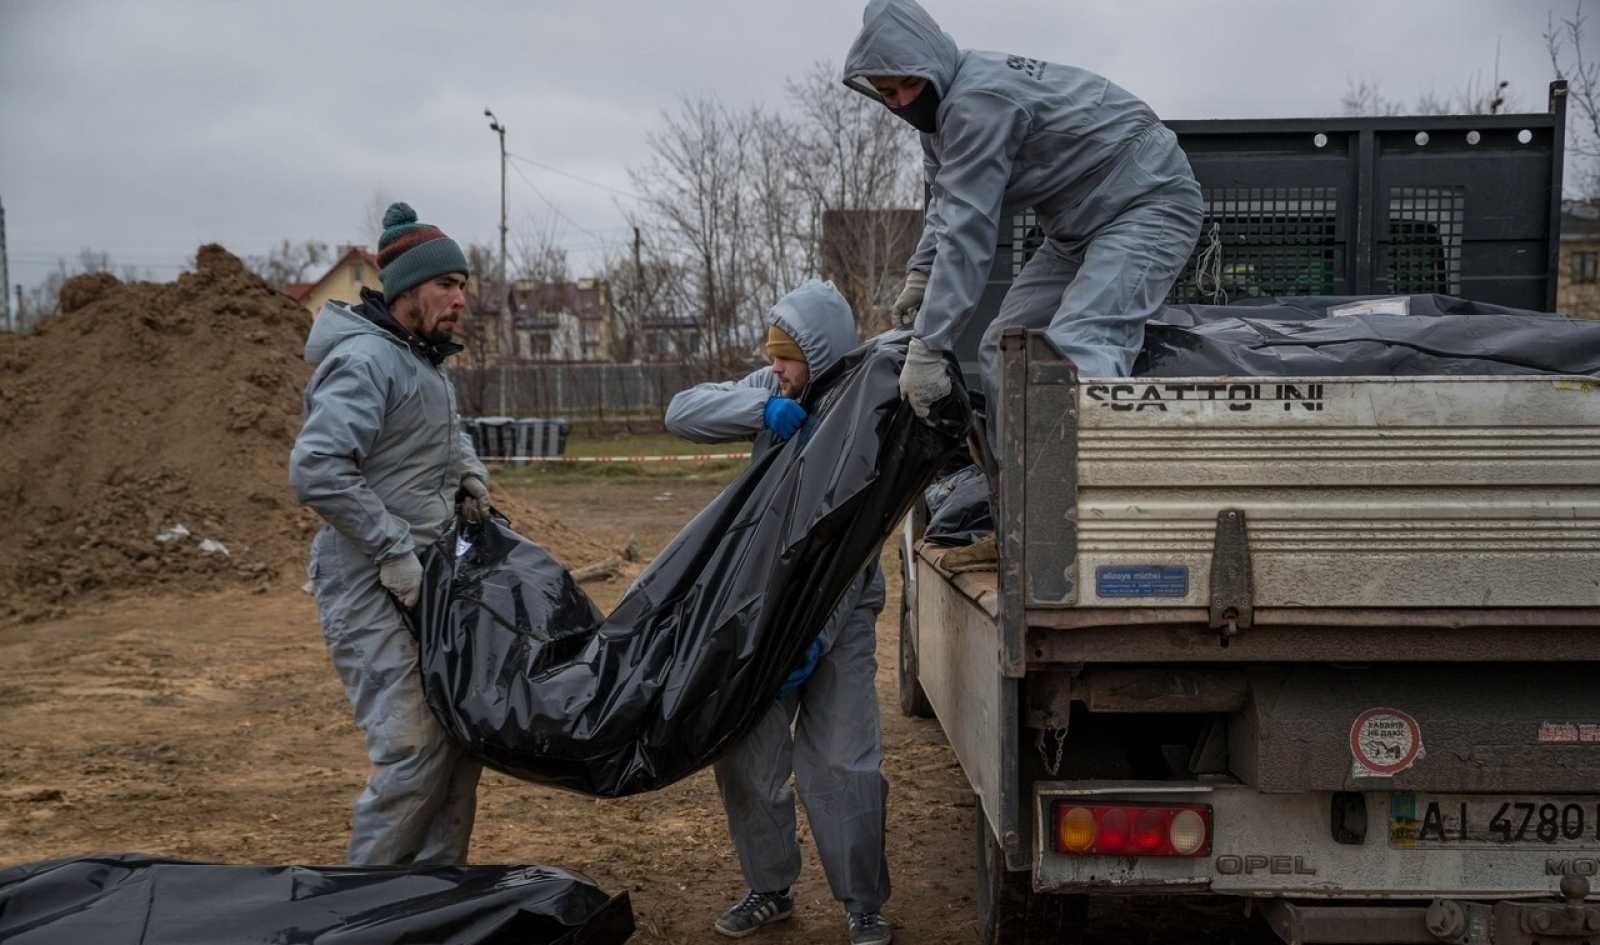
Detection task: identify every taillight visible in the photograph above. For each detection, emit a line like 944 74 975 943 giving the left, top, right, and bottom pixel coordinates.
1052 802 1212 857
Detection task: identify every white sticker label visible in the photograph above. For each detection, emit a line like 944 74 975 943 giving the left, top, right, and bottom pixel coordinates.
1328 296 1410 318
1536 721 1600 743
1350 707 1424 778
454 536 474 558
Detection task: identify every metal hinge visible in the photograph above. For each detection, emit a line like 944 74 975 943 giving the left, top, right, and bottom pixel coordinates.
1209 509 1254 646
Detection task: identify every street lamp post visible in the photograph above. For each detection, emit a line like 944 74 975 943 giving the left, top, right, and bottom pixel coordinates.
484 108 510 415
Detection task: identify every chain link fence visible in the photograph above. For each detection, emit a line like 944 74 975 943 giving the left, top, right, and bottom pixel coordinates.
452 362 748 423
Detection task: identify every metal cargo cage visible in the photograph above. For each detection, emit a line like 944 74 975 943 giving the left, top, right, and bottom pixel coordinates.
952 83 1571 378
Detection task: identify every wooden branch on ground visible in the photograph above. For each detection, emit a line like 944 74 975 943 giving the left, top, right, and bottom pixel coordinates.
573 557 624 584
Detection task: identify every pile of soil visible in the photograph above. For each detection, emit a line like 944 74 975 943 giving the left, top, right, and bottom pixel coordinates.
0 246 320 622
489 492 615 568
0 246 607 624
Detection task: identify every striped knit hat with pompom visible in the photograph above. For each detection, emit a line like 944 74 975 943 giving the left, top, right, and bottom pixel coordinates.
376 202 470 302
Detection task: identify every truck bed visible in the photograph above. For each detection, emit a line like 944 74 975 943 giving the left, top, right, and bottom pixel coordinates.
979 332 1600 673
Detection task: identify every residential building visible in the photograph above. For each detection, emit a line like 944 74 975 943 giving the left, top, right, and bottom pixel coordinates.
465 277 616 363
506 277 612 361
293 245 382 317
638 316 703 361
1559 200 1600 319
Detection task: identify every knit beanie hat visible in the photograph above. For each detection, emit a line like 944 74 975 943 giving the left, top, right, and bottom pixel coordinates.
766 324 805 363
377 202 470 302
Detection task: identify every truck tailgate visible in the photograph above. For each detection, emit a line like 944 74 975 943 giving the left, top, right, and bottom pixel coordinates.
1072 375 1599 610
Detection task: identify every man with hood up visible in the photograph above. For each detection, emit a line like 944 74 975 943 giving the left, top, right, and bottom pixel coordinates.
290 202 493 865
664 280 894 945
842 0 1204 430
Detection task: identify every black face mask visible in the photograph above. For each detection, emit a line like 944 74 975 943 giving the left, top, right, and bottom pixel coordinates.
889 81 940 134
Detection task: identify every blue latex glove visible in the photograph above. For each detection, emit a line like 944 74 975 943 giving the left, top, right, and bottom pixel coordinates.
763 396 806 440
781 636 828 692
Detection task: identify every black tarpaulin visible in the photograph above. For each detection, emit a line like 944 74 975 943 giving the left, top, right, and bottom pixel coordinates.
1136 295 1600 377
409 335 969 797
0 854 633 945
922 465 992 547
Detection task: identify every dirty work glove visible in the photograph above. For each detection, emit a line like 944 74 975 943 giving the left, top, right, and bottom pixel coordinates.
892 269 928 325
763 395 806 440
379 552 423 609
459 474 490 524
781 636 828 692
899 337 952 421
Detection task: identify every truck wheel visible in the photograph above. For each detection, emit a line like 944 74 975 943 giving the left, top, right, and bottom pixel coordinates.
897 547 935 719
975 800 1086 945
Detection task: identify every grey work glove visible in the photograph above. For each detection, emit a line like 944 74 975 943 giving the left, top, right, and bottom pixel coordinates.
379 552 424 609
899 337 952 421
892 269 928 325
460 475 490 524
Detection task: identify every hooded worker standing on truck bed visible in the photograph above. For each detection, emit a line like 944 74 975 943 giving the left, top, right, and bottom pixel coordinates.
664 280 894 945
842 0 1204 425
290 202 492 865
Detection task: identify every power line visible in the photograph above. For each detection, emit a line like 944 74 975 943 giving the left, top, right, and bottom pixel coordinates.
10 256 190 270
505 152 645 201
505 160 618 248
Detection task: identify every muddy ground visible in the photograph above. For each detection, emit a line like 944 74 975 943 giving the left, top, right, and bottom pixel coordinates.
0 472 1273 944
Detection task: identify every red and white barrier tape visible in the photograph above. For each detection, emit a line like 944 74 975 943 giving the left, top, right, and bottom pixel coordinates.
482 452 750 464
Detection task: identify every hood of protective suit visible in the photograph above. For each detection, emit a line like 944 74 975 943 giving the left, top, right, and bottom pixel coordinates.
305 301 398 367
766 280 857 380
841 0 961 103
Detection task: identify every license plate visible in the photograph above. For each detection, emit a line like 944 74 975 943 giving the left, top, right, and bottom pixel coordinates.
1390 793 1600 849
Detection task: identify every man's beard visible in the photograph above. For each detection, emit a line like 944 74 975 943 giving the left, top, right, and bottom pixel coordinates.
420 317 457 344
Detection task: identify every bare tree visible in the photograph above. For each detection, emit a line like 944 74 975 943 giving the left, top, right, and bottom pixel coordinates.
1343 69 1513 118
1341 76 1405 117
455 241 501 414
77 248 112 274
361 189 397 243
511 213 571 286
630 95 764 368
601 224 685 362
1546 0 1600 198
746 107 813 311
786 59 923 335
245 239 332 290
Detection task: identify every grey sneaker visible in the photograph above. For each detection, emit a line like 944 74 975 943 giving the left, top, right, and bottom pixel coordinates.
714 888 794 938
848 911 893 945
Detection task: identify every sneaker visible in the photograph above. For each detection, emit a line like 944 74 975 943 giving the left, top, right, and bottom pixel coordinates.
847 910 893 945
714 888 794 938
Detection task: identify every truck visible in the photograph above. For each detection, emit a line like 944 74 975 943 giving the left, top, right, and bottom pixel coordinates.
897 81 1600 944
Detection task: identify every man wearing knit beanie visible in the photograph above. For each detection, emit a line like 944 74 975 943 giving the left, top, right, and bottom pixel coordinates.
291 201 491 865
665 282 895 944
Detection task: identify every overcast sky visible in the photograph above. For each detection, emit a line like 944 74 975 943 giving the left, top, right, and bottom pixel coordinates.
0 0 1589 294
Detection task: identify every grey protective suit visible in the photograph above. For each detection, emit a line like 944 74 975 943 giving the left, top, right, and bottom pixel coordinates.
844 0 1204 408
664 280 892 913
289 294 488 866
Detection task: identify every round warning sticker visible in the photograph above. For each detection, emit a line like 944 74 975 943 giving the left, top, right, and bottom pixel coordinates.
1349 707 1424 777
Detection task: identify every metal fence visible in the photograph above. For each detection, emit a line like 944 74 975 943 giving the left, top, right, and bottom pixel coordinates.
452 361 743 421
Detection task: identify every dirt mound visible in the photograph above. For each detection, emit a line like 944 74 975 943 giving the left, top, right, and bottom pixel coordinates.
58 272 123 314
487 493 614 570
0 246 323 622
0 246 614 625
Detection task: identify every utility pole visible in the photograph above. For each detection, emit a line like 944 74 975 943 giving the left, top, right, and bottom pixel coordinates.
632 225 644 288
484 108 510 415
0 197 10 332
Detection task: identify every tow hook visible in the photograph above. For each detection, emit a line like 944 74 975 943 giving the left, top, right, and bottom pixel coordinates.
1491 875 1599 944
1425 877 1597 945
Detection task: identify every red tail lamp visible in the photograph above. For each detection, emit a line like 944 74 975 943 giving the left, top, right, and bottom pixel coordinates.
1053 802 1212 857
